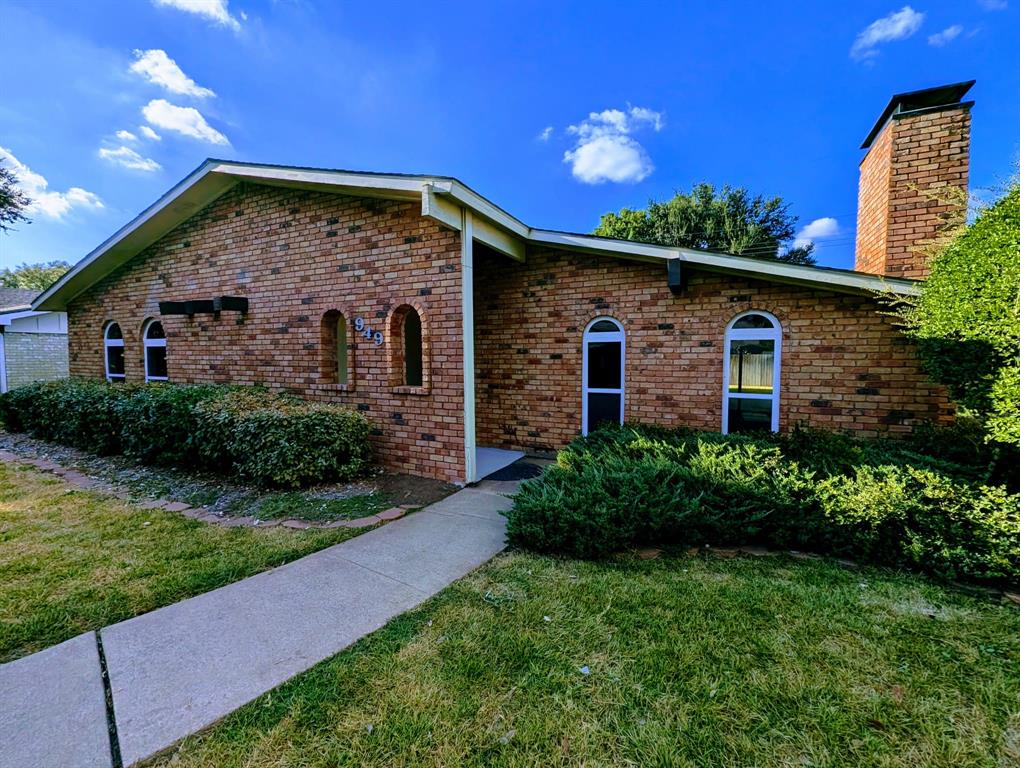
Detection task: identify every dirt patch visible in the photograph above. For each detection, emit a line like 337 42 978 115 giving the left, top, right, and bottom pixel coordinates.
0 431 457 522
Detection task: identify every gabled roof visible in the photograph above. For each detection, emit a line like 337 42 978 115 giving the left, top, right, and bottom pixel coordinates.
34 159 920 311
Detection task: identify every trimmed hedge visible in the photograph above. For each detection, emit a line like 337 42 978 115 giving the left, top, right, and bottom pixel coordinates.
0 379 371 488
507 424 1020 584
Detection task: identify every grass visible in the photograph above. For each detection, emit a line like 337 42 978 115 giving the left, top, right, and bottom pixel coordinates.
0 463 363 661
150 551 1020 768
254 490 392 522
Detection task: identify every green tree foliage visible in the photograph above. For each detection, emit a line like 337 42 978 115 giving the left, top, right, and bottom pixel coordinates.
0 260 71 291
593 183 816 264
898 185 1020 446
0 159 31 234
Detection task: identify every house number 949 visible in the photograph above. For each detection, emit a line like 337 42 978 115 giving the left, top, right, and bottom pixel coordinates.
354 317 384 346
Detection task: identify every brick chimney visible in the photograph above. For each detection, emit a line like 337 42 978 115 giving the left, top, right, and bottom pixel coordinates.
854 81 974 280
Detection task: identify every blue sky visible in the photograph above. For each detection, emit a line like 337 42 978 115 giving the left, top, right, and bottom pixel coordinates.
1 0 1017 272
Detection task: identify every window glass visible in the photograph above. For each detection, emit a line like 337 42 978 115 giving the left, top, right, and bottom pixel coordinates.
587 392 622 432
727 398 773 433
403 310 423 387
107 346 125 377
732 313 775 330
589 319 620 333
146 346 168 379
105 322 125 381
588 341 622 389
146 321 165 340
728 339 775 394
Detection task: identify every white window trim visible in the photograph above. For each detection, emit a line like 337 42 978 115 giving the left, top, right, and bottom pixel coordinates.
142 319 168 383
104 322 125 382
582 316 625 436
722 310 781 434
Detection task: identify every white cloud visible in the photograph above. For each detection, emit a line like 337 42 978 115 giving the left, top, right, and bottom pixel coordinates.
142 99 230 145
152 0 242 31
115 129 138 142
98 145 162 172
562 106 663 184
0 146 103 219
537 126 553 142
130 49 215 98
850 6 925 61
928 24 964 46
139 125 162 141
978 0 1007 10
793 217 840 249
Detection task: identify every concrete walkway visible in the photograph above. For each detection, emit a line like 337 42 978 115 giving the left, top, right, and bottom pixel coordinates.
0 485 513 768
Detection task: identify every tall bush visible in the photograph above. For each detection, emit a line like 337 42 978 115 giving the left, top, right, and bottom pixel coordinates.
897 185 1020 448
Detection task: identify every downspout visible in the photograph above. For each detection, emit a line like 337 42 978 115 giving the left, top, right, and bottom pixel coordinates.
461 208 477 484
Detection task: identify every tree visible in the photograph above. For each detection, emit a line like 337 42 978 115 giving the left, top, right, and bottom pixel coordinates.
896 185 1020 448
0 158 31 234
0 261 71 291
593 183 816 265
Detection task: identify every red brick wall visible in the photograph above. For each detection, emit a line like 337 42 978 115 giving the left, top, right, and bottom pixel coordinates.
474 248 952 452
66 183 466 482
855 121 893 276
855 107 971 279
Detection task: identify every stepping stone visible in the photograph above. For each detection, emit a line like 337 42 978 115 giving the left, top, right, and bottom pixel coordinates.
636 547 662 560
253 519 281 528
710 547 739 558
180 508 207 520
281 519 312 530
139 499 169 510
1005 592 1020 606
219 516 255 528
163 502 191 513
0 632 112 768
376 507 406 521
0 450 17 462
341 515 381 529
686 547 701 557
740 546 774 557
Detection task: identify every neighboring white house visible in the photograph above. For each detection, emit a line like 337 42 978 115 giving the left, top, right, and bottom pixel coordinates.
0 289 68 393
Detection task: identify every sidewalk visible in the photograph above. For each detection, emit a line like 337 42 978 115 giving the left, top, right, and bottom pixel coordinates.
0 485 513 768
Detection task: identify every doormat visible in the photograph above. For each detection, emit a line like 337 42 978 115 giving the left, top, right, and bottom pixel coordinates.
485 461 545 481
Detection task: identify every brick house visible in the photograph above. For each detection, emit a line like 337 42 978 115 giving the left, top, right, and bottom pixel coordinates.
34 82 973 484
0 288 69 393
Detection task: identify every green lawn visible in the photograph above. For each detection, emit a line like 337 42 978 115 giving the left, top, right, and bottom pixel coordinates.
152 551 1020 768
0 463 361 661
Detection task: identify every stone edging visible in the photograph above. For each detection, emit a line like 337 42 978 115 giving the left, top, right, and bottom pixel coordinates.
0 450 411 530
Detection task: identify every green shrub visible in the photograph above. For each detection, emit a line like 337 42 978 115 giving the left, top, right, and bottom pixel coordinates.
194 389 372 488
231 401 371 488
506 424 1020 584
114 384 234 467
0 379 372 488
0 378 129 455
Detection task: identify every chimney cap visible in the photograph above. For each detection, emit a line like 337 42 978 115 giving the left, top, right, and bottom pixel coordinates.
861 80 975 149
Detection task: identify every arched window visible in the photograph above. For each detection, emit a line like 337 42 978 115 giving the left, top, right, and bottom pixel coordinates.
582 317 625 435
142 319 168 382
320 310 350 386
403 308 423 387
723 311 781 433
104 322 125 383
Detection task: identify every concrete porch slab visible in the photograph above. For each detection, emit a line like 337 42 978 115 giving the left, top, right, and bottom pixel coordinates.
0 632 112 768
